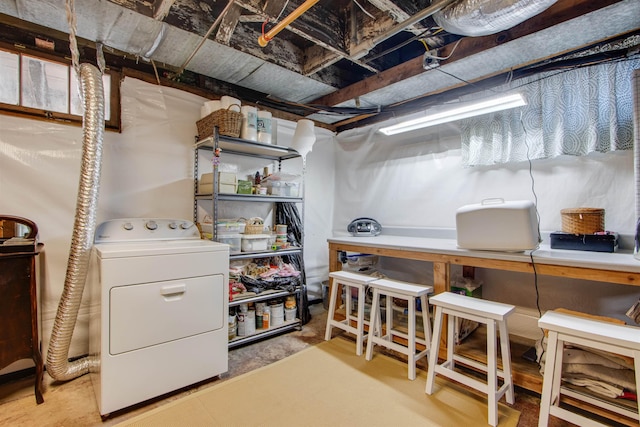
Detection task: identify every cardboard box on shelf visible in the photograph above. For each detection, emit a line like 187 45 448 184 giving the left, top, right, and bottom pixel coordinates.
197 172 238 194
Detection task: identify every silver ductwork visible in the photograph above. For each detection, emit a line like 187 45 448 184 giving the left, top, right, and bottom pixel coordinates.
46 62 104 381
433 0 558 37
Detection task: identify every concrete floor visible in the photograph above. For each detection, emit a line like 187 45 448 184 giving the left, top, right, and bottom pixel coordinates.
0 303 579 426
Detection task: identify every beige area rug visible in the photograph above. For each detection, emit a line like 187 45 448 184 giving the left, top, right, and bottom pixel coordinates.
117 337 520 427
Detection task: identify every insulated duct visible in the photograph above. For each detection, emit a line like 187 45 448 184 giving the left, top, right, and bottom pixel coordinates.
433 0 558 37
46 62 105 381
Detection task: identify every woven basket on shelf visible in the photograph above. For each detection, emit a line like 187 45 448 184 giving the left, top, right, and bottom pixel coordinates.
561 208 605 234
244 224 265 234
196 105 242 138
243 217 265 235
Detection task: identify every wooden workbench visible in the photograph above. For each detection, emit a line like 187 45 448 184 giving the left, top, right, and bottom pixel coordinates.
327 234 640 394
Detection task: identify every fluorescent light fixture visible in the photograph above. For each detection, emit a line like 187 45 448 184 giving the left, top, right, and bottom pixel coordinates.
378 93 527 136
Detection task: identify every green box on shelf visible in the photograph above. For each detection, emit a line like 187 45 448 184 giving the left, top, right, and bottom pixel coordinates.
237 180 252 194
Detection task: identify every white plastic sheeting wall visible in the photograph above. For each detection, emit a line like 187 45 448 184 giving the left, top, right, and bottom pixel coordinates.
0 77 335 373
332 124 640 334
333 124 635 234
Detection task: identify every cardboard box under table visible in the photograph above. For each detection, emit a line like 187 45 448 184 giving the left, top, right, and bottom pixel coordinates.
450 282 483 344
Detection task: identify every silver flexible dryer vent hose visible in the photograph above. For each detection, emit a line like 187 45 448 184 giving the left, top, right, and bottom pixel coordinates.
46 63 104 381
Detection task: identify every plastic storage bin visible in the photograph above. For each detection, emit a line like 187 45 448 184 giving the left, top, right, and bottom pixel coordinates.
268 181 301 197
216 234 241 253
216 221 243 234
241 234 269 252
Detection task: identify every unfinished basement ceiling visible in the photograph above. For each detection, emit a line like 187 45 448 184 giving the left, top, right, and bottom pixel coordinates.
0 0 639 133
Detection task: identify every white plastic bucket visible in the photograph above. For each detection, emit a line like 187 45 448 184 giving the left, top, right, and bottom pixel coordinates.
270 303 284 326
285 307 297 322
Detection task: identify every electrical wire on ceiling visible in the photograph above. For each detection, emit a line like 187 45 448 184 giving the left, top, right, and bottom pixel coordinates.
275 0 290 20
434 66 495 93
260 0 291 39
352 0 375 19
507 53 640 93
259 95 381 116
362 26 444 64
423 37 463 61
418 28 445 52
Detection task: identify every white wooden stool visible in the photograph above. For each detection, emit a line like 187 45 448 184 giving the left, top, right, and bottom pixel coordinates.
538 311 640 427
324 271 378 355
365 278 433 380
426 292 515 427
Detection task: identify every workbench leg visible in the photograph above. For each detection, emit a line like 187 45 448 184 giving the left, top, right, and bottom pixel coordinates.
327 246 344 324
433 262 450 357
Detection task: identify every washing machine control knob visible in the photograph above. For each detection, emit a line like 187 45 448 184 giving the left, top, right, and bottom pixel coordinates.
145 220 158 230
123 222 134 231
168 222 178 229
180 222 191 230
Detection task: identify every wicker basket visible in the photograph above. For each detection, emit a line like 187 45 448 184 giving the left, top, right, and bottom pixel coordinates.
196 105 242 138
244 224 265 234
561 208 605 234
243 217 265 234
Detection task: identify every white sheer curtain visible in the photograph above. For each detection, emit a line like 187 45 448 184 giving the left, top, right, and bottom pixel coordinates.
461 59 640 166
633 69 640 223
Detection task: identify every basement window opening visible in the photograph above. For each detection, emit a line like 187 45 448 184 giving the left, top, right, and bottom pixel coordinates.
0 45 120 131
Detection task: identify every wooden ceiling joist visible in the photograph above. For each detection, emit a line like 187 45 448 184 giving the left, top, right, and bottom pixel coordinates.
152 0 176 20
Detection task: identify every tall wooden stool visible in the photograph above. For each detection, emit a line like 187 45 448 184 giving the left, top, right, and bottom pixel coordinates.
324 270 377 355
426 292 515 427
538 310 640 427
365 278 433 380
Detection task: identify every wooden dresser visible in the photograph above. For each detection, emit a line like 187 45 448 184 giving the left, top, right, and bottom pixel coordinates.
0 215 43 404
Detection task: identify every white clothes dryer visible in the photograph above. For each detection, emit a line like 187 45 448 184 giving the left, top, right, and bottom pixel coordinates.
88 218 229 416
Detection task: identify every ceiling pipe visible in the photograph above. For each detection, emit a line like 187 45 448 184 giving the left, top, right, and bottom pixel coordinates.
349 0 459 60
258 0 320 47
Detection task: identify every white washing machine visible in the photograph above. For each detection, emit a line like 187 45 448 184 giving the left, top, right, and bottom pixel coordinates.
88 218 229 416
